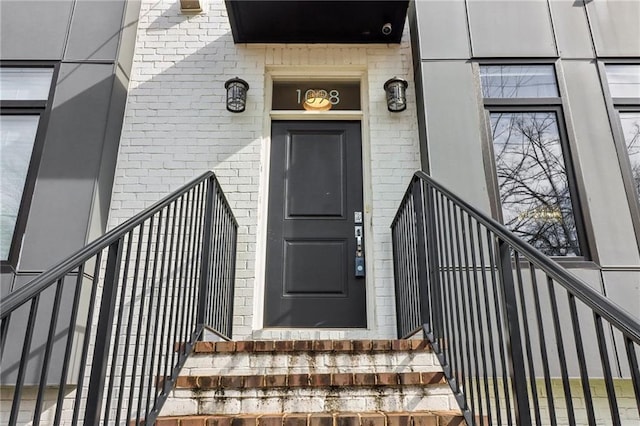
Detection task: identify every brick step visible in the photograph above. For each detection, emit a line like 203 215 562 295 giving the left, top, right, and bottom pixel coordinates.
155 411 465 426
160 384 455 416
182 350 439 376
192 340 431 355
161 340 455 417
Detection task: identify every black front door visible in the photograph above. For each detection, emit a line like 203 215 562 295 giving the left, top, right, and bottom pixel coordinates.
265 121 366 327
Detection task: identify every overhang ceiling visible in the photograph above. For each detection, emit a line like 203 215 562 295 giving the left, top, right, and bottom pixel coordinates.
225 0 410 44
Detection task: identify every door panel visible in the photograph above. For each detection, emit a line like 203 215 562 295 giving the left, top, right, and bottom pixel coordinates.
265 121 366 327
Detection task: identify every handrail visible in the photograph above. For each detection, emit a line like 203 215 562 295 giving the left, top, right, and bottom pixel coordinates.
1 171 236 316
392 171 640 425
399 171 640 344
0 171 238 425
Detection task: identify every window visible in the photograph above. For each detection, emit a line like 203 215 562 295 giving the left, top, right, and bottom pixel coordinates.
480 65 585 257
605 65 640 203
0 67 53 262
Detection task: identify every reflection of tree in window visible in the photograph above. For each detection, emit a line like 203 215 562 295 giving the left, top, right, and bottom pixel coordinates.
480 65 558 98
619 112 640 201
491 112 581 256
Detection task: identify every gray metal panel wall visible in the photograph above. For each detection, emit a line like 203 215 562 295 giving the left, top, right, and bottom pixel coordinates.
411 0 640 379
0 0 140 272
467 0 557 57
419 61 492 213
65 0 127 61
20 64 116 270
0 1 74 60
587 0 640 57
549 0 594 58
413 0 470 60
0 0 140 386
561 60 639 266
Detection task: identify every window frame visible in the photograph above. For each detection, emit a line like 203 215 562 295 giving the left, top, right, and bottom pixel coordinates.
599 60 640 253
0 61 58 271
477 61 592 260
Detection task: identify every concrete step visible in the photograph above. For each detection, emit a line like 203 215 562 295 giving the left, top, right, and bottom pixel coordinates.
155 411 466 426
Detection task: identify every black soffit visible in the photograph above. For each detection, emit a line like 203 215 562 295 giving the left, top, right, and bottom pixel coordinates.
225 0 410 44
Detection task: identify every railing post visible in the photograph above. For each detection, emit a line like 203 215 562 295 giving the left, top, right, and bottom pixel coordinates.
497 239 532 425
423 181 441 339
197 176 216 327
411 177 431 328
84 239 123 426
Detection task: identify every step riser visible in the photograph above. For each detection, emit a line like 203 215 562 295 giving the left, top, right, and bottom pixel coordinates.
160 385 457 416
183 352 439 376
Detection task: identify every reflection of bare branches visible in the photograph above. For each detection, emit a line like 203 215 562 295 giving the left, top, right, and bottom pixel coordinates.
620 113 640 200
492 112 580 256
481 65 558 98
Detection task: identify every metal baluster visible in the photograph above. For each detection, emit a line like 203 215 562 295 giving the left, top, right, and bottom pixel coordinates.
84 239 124 426
145 209 167 418
105 231 135 423
496 240 531 425
529 266 557 426
568 293 596 425
136 213 163 422
513 252 542 426
476 226 502 425
467 217 492 426
452 204 472 416
33 278 65 424
8 296 40 426
72 250 103 426
594 313 622 425
547 277 576 425
54 263 86 425
623 338 640 417
485 231 512 425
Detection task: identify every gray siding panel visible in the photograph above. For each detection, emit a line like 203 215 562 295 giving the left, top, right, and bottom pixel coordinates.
65 0 126 61
549 0 594 58
414 0 470 59
420 61 492 212
467 0 557 57
587 0 640 57
561 60 640 265
20 64 115 270
0 1 73 60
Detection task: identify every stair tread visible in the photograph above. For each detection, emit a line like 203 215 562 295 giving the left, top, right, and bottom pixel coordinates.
155 410 465 426
175 371 445 390
193 339 431 355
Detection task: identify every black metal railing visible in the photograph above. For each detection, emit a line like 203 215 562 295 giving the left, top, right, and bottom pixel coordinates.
0 171 237 425
392 171 640 425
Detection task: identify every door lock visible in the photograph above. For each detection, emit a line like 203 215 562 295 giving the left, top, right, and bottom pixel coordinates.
355 225 365 277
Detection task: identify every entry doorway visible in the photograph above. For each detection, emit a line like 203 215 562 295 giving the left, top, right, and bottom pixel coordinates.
264 121 367 327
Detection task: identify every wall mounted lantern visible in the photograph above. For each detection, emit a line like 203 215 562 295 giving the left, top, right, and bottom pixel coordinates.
383 77 408 112
225 77 249 113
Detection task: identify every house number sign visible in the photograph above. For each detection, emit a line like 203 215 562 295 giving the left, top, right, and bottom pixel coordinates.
272 81 361 111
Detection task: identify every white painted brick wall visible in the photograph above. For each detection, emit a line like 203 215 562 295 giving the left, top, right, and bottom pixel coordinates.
109 0 421 339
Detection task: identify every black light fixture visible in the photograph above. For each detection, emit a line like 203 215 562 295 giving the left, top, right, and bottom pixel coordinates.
383 77 408 112
225 77 249 113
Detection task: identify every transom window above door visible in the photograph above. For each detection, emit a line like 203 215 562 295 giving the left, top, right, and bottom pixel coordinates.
272 80 361 112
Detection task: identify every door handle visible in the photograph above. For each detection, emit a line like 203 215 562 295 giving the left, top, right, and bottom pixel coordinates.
355 225 365 277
